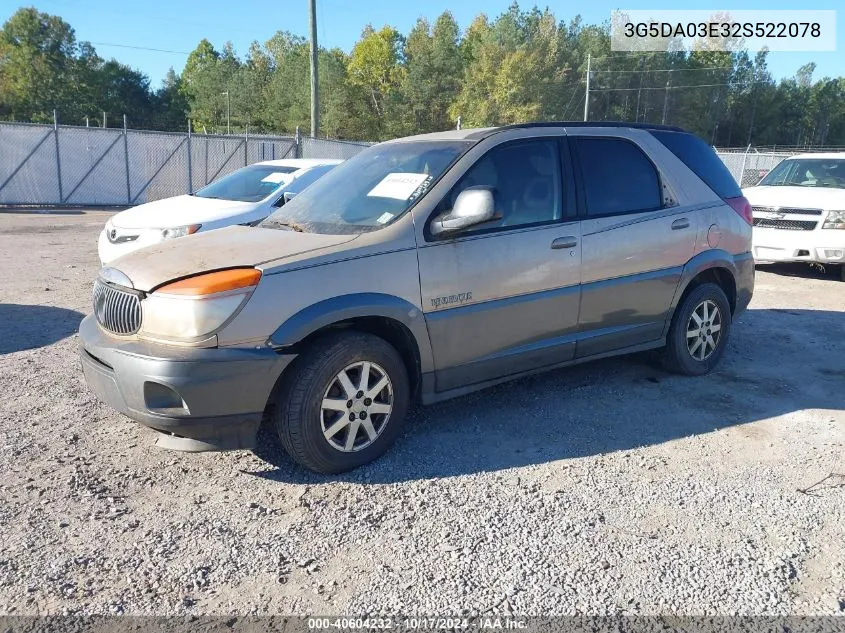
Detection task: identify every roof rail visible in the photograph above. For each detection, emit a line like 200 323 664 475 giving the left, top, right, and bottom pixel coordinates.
466 121 685 139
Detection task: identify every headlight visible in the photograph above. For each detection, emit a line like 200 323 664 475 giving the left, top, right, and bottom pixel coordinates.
161 224 201 240
140 268 261 341
822 211 845 229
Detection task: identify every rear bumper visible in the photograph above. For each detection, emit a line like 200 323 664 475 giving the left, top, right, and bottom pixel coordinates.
78 315 295 451
752 227 845 264
734 252 755 316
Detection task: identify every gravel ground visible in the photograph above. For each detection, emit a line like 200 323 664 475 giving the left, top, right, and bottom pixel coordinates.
0 210 843 617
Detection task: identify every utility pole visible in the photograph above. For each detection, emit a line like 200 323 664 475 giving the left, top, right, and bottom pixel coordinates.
221 91 230 134
661 75 671 125
583 53 591 122
635 58 645 122
309 0 319 138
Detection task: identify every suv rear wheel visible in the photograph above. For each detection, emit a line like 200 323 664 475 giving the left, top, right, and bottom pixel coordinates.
272 331 410 474
664 282 732 375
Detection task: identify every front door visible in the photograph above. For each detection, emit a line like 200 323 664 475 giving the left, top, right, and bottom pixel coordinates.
417 137 582 392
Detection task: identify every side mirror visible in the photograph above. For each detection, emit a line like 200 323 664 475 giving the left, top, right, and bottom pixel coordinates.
273 191 297 208
430 186 498 237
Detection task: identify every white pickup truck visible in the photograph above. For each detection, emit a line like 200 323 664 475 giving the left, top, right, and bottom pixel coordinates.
744 153 845 280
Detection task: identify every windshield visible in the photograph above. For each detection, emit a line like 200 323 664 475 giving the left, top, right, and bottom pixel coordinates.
759 158 845 189
282 164 337 197
260 140 472 234
194 164 299 202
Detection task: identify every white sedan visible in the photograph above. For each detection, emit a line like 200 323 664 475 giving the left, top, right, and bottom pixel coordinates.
744 152 845 280
98 158 341 264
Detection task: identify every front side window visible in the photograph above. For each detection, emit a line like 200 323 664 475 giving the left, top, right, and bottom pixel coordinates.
759 158 845 189
442 139 562 233
261 140 471 234
576 138 662 217
194 165 298 202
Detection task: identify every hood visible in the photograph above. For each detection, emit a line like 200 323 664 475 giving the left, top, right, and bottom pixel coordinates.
742 185 845 210
108 225 357 292
111 195 258 229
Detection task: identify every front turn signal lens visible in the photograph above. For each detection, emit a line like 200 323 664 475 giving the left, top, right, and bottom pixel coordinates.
155 268 262 296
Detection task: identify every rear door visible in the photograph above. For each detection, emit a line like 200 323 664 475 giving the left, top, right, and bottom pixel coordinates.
569 129 697 357
416 135 582 392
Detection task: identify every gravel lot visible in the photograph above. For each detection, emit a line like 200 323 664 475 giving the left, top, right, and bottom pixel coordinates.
0 210 843 617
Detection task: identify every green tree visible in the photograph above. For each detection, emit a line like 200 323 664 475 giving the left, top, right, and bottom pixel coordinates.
154 68 189 131
0 8 81 121
180 38 222 131
347 25 405 138
399 12 463 134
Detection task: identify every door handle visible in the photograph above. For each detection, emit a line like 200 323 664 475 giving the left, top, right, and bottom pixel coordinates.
671 218 690 230
551 236 578 249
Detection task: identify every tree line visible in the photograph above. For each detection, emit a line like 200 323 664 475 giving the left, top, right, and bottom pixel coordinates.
2 5 844 147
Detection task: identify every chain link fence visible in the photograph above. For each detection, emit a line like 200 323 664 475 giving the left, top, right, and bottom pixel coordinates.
715 147 797 188
2 118 839 206
0 121 370 206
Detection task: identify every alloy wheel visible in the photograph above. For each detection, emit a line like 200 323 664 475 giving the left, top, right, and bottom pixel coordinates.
320 361 393 452
686 299 722 361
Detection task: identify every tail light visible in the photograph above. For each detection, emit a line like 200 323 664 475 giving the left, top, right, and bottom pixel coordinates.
726 196 753 226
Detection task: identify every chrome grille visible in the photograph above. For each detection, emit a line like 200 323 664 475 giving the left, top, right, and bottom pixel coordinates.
93 279 142 335
751 206 823 216
753 218 817 231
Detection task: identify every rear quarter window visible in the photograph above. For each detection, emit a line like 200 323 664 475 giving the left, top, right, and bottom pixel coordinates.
651 130 741 198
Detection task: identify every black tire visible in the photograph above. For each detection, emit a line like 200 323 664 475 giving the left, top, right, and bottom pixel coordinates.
839 264 845 282
663 282 732 376
271 331 410 474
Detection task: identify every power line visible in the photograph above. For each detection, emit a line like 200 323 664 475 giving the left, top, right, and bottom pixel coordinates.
538 78 587 89
589 81 764 92
563 90 585 120
560 88 580 119
90 42 191 55
588 51 667 63
592 66 733 74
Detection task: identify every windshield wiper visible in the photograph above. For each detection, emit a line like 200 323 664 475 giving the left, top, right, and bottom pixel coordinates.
262 219 305 232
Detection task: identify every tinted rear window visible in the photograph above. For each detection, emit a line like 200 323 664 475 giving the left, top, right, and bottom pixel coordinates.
575 138 662 217
651 130 741 198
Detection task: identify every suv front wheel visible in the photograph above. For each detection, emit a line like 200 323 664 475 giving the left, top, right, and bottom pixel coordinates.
272 331 410 474
664 282 732 375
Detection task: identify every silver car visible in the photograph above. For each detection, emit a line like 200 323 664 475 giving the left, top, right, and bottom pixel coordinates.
79 123 755 473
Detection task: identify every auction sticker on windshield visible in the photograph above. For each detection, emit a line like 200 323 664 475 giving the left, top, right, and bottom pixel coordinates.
367 173 429 200
262 172 292 184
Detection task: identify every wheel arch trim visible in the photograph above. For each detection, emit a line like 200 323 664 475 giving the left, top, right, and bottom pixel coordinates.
664 250 742 337
268 293 435 374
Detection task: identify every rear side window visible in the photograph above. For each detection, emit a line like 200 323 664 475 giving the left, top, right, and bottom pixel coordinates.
651 130 741 198
575 138 662 217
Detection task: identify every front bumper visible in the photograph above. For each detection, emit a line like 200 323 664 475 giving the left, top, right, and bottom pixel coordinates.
752 227 845 264
78 315 295 451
